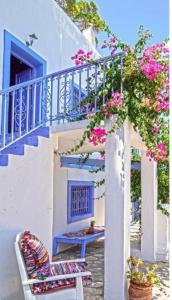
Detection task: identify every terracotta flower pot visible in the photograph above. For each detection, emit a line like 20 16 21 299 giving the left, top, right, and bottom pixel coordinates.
128 281 152 300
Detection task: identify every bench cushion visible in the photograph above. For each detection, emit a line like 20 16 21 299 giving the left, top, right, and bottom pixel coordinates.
51 261 92 286
20 231 91 295
31 262 91 295
20 231 51 279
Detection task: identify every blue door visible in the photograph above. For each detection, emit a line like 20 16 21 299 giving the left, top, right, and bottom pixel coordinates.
14 68 33 133
3 31 47 137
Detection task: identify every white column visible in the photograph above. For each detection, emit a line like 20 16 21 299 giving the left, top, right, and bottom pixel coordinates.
141 151 157 262
157 210 169 261
104 117 131 300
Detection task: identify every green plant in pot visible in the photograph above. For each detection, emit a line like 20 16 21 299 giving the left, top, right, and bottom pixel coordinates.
127 256 160 300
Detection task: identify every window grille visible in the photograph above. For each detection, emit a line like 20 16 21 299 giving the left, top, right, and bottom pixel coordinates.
67 181 94 223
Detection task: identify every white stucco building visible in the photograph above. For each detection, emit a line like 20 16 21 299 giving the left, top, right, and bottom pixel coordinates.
0 1 169 300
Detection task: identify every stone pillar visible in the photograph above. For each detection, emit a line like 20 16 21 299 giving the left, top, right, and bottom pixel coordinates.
141 151 157 262
104 117 131 300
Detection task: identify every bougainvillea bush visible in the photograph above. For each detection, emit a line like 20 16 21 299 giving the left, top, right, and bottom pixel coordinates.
68 26 169 212
69 26 169 160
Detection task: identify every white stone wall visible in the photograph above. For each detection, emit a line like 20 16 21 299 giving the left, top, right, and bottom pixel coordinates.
53 155 105 251
0 0 99 89
0 1 102 299
0 136 54 300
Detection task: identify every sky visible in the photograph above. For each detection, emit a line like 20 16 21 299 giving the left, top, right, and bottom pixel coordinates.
94 0 169 51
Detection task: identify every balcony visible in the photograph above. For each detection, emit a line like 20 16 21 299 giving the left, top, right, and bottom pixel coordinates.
0 54 124 153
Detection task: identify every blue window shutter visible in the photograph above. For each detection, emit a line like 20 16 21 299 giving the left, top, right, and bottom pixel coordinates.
67 180 94 223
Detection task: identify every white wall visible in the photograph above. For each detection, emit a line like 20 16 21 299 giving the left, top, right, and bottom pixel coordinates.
0 0 99 89
53 155 105 252
0 1 101 299
0 131 105 300
0 136 54 300
157 210 169 261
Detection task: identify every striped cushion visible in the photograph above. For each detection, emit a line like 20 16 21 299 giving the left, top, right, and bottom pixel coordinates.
51 261 92 286
31 261 91 295
32 280 75 295
20 231 91 295
20 231 51 279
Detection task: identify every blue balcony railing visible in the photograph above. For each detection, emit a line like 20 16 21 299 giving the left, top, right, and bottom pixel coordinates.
0 53 123 151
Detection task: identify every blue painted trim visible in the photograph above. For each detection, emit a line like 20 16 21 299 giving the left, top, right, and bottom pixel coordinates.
60 156 140 171
62 163 99 171
131 162 141 170
67 180 94 224
0 154 8 166
2 30 47 133
1 143 25 155
60 156 104 171
70 81 87 112
3 30 47 89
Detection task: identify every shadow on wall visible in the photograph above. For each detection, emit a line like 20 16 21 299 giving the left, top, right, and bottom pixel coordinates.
0 227 24 300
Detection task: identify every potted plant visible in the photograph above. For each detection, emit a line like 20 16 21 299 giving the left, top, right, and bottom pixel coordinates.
87 220 95 234
127 256 160 300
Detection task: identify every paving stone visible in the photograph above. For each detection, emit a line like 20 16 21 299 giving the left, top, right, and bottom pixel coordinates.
53 223 169 299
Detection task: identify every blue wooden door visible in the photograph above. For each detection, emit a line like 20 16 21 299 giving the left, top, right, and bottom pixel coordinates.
14 68 33 133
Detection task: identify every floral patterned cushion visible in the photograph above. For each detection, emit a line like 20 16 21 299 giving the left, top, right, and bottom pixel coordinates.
20 231 91 295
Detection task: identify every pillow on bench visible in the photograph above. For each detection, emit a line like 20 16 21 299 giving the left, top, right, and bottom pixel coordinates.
20 231 91 295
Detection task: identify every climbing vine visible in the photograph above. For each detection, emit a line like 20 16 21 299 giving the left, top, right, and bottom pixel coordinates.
56 0 106 33
68 26 169 162
61 25 169 214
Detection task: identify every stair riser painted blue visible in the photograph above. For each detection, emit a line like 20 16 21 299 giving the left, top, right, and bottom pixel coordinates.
29 127 50 138
1 144 25 155
0 155 8 166
18 136 39 147
0 127 49 166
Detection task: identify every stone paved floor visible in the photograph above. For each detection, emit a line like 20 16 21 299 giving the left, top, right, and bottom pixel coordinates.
53 225 169 300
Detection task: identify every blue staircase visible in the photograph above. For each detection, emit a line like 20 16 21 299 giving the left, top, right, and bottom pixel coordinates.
0 54 123 166
0 127 49 166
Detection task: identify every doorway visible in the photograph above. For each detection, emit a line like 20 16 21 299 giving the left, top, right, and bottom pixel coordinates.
8 55 34 133
2 30 47 135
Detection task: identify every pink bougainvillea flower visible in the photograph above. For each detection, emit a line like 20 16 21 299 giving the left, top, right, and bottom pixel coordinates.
109 37 116 45
153 126 159 135
101 44 107 49
89 128 107 146
161 101 169 111
110 91 123 108
111 49 116 56
124 47 130 52
77 49 85 55
139 45 165 80
162 47 169 53
153 91 169 112
74 59 83 66
103 92 123 116
141 60 163 80
146 142 167 162
71 49 93 66
71 55 77 60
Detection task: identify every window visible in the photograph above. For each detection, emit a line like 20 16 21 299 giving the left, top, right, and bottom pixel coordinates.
67 180 94 223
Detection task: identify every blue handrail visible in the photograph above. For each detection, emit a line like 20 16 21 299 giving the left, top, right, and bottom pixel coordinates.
0 52 124 151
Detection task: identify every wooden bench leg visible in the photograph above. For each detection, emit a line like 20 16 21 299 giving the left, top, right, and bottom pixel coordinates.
81 242 86 258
